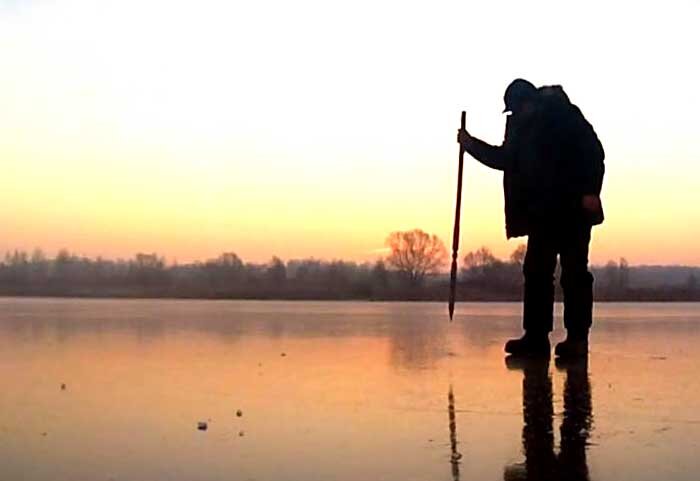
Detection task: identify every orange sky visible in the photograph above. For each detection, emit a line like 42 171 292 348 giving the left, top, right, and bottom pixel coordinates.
1 0 699 266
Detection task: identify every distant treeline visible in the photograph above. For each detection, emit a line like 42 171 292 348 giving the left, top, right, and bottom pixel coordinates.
459 247 700 301
1 245 699 301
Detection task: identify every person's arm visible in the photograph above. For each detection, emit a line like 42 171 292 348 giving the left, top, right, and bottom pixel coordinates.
462 136 506 171
457 116 512 171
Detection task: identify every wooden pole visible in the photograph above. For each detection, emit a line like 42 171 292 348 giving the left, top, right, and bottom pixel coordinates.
448 111 466 321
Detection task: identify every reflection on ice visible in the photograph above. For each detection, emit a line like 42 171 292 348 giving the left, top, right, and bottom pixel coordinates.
0 299 699 481
504 357 592 481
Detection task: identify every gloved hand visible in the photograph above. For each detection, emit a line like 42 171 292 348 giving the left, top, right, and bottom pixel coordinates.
457 128 472 148
582 194 604 225
582 195 601 214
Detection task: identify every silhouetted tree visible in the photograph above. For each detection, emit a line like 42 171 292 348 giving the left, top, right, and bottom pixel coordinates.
1 245 697 301
130 253 167 287
29 248 49 284
461 246 521 290
385 229 447 287
204 252 245 289
325 260 352 292
510 244 527 267
618 257 630 291
289 258 323 282
266 256 287 284
462 247 505 283
603 260 619 290
601 258 630 294
463 247 498 274
54 249 79 282
216 252 244 269
371 260 389 290
4 250 29 283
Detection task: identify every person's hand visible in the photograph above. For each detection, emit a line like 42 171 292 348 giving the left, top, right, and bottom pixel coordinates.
457 128 472 147
582 195 601 214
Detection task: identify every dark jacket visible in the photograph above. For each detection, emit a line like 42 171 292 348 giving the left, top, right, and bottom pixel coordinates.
464 86 605 238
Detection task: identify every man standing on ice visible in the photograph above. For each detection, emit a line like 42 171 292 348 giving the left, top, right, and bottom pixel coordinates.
458 79 605 358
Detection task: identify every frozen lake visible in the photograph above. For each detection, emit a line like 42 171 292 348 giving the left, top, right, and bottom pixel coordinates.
1 298 699 481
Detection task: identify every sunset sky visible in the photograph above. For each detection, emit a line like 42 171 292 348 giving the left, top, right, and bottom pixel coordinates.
1 0 699 265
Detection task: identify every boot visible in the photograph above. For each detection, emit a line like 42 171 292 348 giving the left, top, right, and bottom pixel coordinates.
555 332 589 359
504 333 551 358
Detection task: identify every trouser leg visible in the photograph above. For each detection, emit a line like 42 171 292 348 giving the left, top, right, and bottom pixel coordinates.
523 232 558 334
559 226 593 337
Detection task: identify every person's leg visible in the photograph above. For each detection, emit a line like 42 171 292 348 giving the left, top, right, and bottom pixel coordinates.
523 230 558 336
505 230 557 356
556 225 593 357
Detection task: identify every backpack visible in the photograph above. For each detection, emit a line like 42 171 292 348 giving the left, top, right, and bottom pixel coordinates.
537 85 606 223
537 85 604 173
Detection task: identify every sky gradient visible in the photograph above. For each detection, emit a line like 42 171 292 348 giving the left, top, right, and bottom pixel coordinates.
1 0 699 265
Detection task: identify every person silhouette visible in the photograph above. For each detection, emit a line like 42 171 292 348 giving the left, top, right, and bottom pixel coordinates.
458 79 605 358
503 356 593 481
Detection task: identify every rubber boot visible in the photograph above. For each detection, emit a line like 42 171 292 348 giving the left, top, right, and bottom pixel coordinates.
555 331 589 359
504 333 551 358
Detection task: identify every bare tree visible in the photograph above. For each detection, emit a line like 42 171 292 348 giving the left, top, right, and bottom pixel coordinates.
603 260 619 290
463 246 498 273
618 257 630 291
371 260 389 289
509 244 527 267
266 256 287 284
214 252 244 269
385 229 447 286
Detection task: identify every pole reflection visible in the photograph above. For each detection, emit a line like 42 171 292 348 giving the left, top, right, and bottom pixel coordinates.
504 357 593 481
448 384 462 481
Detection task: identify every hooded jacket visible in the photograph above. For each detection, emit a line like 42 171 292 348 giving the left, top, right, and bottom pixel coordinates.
464 86 605 238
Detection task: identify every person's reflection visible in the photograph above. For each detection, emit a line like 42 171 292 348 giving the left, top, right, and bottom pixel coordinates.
504 357 592 481
504 357 556 481
557 357 592 481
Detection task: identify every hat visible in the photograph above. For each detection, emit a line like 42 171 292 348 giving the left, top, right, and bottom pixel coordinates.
503 78 537 113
